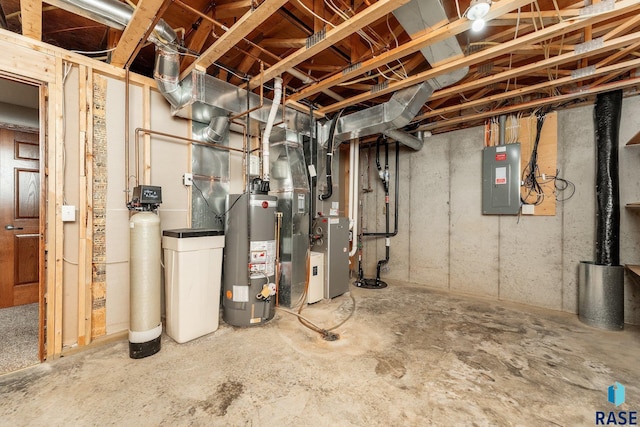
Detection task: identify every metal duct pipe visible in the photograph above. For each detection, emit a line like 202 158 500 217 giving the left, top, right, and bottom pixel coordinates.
154 45 193 108
45 0 176 46
330 81 434 144
393 0 468 90
594 90 623 266
201 115 230 144
383 128 423 151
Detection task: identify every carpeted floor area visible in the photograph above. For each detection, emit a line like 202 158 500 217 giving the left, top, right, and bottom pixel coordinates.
0 303 39 375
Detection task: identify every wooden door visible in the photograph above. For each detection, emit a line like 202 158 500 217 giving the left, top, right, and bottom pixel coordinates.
0 128 40 308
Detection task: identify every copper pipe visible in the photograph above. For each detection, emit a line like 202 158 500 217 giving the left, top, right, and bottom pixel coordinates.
135 128 245 154
125 67 131 205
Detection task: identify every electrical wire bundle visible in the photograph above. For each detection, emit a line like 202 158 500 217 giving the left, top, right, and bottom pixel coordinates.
520 111 576 205
521 112 547 205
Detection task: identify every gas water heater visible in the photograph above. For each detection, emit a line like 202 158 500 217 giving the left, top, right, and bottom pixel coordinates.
222 185 278 327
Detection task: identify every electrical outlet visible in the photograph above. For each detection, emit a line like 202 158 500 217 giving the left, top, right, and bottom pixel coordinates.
183 173 193 186
522 204 535 215
62 205 76 222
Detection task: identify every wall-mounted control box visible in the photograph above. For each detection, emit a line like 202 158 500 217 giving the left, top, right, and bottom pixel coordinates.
482 143 521 215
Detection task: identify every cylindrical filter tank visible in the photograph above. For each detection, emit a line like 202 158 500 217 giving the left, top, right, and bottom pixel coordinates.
129 211 162 358
223 193 277 327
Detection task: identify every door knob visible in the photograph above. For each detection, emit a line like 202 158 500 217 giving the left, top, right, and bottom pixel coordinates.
4 225 23 230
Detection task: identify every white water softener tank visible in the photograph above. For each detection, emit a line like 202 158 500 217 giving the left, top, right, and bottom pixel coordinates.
223 191 277 327
129 211 162 358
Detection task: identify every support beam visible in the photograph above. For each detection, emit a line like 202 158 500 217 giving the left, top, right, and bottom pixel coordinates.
261 38 306 48
110 0 171 68
416 57 640 121
21 0 42 40
181 10 216 72
215 0 252 19
287 0 532 103
248 0 413 88
180 0 289 80
317 1 640 114
419 76 640 133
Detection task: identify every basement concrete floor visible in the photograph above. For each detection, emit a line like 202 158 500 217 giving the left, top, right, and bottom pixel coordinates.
1 281 639 426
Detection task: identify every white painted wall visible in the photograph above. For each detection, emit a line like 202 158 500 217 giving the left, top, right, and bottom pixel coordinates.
361 96 640 325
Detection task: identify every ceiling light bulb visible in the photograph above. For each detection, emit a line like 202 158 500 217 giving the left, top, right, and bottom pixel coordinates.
471 18 486 32
467 0 491 21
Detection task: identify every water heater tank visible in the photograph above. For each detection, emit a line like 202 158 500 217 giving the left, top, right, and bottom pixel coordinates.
222 193 278 326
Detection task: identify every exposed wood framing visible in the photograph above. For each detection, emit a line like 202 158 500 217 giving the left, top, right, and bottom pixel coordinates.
38 85 46 362
77 64 89 346
110 0 171 68
215 0 252 19
180 0 289 80
261 38 307 48
288 0 532 103
20 0 42 40
249 0 414 88
318 2 640 114
53 57 65 356
419 76 640 132
181 10 216 72
416 57 640 122
84 67 94 345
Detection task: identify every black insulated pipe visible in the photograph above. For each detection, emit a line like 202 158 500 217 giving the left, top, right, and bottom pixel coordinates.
319 110 344 201
355 139 400 289
363 141 399 237
594 90 622 266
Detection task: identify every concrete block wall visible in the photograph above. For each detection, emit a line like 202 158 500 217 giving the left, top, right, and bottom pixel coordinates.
360 97 640 325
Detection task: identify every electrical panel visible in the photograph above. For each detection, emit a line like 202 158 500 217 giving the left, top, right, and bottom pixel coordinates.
482 143 521 215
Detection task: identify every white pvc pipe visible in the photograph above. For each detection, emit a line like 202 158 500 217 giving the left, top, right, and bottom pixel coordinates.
262 77 282 182
349 140 359 257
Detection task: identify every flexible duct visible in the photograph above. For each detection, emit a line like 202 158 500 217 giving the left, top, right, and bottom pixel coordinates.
262 77 282 182
594 90 622 266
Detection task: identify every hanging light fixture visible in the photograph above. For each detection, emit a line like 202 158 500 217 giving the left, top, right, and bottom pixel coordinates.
466 0 491 32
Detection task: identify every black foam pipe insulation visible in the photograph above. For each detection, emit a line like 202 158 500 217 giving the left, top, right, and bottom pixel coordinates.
594 90 623 266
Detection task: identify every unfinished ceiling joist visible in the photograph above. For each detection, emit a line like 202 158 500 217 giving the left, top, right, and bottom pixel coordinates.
110 0 172 68
317 0 640 114
179 0 290 80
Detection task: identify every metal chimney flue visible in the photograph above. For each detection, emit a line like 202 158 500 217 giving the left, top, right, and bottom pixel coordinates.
579 90 624 331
